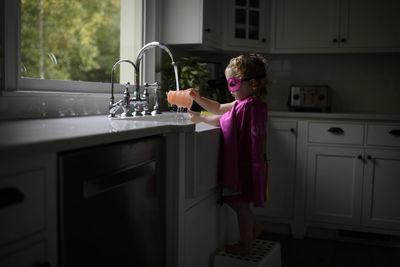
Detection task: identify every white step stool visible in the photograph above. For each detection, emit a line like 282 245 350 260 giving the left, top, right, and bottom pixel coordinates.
214 239 282 267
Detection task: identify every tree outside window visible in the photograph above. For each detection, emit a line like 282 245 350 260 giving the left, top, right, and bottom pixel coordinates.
21 0 121 83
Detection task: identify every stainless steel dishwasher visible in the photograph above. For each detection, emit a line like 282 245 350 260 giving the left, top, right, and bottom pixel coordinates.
59 136 165 267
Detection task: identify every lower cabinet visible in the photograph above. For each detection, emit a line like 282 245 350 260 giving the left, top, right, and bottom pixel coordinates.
183 193 234 267
306 146 364 225
0 154 57 267
305 121 400 234
362 149 400 230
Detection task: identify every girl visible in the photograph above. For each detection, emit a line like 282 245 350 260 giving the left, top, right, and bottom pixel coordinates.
187 54 269 256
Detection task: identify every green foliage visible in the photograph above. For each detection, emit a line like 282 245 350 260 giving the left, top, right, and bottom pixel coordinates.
157 56 209 92
21 0 120 82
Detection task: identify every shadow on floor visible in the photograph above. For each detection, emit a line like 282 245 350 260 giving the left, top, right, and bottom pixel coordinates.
259 232 400 267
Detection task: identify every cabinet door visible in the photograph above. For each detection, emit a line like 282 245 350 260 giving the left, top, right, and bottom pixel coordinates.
183 194 231 267
362 149 400 230
224 0 269 51
306 146 364 225
253 120 297 220
203 0 221 46
341 0 400 51
162 0 221 47
272 0 340 51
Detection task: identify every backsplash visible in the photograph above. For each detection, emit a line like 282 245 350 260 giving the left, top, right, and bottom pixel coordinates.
266 53 400 113
187 50 400 114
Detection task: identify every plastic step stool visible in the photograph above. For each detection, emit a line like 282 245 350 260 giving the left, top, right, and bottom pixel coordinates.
214 239 282 267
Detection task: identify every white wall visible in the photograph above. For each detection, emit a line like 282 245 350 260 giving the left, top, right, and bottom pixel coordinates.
266 53 400 114
187 51 400 114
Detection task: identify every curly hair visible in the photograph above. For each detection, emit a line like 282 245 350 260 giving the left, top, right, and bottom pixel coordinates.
226 54 269 98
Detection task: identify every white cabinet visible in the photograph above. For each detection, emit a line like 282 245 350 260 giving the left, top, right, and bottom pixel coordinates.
306 146 364 225
223 0 270 52
183 193 234 267
362 150 400 230
252 119 297 222
271 0 400 53
162 0 221 48
305 121 400 233
0 154 57 267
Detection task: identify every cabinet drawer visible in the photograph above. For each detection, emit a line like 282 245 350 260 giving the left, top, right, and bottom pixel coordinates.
0 170 46 246
308 122 364 145
367 124 400 147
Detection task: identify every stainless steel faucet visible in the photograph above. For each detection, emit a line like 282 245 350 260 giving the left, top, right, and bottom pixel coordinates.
109 59 137 118
134 42 177 116
109 42 177 118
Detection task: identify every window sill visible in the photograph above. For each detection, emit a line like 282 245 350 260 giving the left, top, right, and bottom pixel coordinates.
0 90 114 120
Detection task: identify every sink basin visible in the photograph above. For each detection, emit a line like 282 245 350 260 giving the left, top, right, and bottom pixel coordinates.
112 112 220 133
113 112 191 122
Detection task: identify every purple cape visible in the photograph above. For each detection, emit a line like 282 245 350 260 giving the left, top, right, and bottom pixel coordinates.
219 96 268 207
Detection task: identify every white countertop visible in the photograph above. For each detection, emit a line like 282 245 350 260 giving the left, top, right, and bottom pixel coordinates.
269 111 400 121
1 111 398 158
0 113 197 157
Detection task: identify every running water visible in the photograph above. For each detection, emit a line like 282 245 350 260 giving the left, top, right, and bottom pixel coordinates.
172 63 185 120
173 63 180 92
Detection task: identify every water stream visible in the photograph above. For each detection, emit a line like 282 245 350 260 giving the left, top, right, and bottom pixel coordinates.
172 63 186 120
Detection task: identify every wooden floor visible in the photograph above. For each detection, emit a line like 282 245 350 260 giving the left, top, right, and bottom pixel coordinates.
259 232 400 267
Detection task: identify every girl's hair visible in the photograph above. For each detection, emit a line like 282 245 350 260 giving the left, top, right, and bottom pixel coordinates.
226 54 269 98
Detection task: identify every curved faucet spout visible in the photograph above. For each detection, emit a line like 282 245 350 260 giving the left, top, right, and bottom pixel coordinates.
135 42 176 93
110 59 138 102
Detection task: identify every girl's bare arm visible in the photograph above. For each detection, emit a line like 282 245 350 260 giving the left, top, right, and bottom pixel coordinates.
187 110 221 126
189 88 235 115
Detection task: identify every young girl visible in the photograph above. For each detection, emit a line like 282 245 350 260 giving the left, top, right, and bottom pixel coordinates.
187 54 268 256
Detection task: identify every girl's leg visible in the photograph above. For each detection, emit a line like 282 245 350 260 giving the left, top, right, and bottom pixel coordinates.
225 200 262 255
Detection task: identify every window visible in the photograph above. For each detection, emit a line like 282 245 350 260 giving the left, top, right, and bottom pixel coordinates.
4 0 145 94
21 0 121 83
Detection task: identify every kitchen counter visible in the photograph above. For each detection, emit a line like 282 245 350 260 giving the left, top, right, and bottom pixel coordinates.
0 113 198 158
269 111 400 121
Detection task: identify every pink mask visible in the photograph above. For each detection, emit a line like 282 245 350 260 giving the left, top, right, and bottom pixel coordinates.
227 77 243 92
227 74 266 92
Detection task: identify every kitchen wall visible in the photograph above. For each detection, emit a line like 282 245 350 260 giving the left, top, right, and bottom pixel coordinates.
176 48 400 114
266 53 400 114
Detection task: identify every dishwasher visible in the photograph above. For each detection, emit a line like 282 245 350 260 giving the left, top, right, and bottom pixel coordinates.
59 136 165 267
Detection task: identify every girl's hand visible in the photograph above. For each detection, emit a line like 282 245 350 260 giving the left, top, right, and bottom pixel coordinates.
188 88 201 103
187 109 202 123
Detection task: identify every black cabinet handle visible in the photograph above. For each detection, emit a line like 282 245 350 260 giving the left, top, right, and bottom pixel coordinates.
0 187 25 209
341 38 347 43
333 38 338 43
389 129 400 136
290 128 295 133
357 155 363 160
328 127 344 134
204 28 211 33
367 155 372 160
261 38 266 43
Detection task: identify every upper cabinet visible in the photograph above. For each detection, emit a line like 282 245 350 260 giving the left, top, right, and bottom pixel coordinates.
162 0 221 48
271 0 400 53
222 0 270 52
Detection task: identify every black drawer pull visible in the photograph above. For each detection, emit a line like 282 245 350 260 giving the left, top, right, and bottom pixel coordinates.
389 129 400 136
0 187 25 209
328 127 344 134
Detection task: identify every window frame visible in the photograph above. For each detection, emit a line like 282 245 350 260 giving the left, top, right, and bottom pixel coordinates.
2 0 161 109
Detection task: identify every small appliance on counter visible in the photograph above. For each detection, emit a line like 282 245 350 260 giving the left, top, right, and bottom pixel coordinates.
288 85 330 112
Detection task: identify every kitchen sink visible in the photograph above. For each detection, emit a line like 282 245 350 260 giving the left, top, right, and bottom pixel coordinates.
113 112 191 122
113 112 219 133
